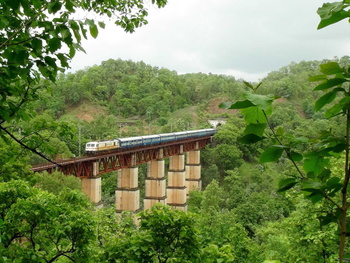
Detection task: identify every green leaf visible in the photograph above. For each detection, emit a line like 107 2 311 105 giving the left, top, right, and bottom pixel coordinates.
65 0 75 12
243 81 254 89
332 143 346 153
89 24 99 38
60 26 70 39
57 53 69 68
79 21 88 39
308 193 324 203
72 43 86 53
320 213 337 226
289 151 303 162
325 96 350 118
326 176 341 186
218 102 232 109
319 62 344 75
313 78 348 91
15 49 28 64
259 146 285 163
244 91 275 110
315 90 337 112
228 100 254 109
7 0 20 10
241 106 266 124
239 134 265 144
48 38 61 52
44 56 57 69
98 21 105 29
278 178 298 192
301 180 324 192
33 0 41 9
31 38 43 54
69 46 76 58
48 0 62 13
318 168 331 181
69 21 81 42
326 177 342 195
317 2 350 29
244 123 267 136
303 155 330 175
69 20 79 31
0 109 10 121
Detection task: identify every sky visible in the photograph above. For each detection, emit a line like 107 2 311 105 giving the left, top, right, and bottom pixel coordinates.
69 0 350 82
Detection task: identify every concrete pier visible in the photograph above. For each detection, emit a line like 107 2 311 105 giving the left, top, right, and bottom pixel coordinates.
81 176 101 204
185 150 201 194
167 153 187 211
144 159 167 210
115 154 140 212
81 162 102 204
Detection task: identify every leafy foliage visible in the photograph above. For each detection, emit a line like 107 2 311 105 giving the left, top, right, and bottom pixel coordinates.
317 1 350 29
0 0 168 163
0 180 96 262
0 0 167 123
222 59 350 261
103 204 201 263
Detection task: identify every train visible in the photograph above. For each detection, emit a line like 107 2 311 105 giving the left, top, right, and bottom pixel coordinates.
85 128 217 153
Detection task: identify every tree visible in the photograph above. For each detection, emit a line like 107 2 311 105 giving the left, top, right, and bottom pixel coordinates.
36 171 82 195
103 204 201 263
220 3 350 258
0 0 167 162
0 138 33 183
255 197 338 263
0 180 96 262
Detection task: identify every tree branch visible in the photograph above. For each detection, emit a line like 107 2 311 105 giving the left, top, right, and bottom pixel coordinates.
0 124 61 167
263 110 306 179
0 14 39 49
324 194 342 211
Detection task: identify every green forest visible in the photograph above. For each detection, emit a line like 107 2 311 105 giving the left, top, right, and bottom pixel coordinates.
2 0 350 262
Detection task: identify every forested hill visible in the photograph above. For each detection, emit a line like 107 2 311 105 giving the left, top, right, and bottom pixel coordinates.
6 56 350 262
37 58 244 120
36 56 349 126
26 56 349 161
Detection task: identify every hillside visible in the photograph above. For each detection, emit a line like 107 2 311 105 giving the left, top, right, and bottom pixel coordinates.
35 57 350 138
6 57 350 263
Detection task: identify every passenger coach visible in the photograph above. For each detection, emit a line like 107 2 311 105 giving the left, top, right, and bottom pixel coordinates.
85 128 216 154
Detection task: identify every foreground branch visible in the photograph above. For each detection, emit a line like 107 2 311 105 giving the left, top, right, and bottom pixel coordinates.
0 125 61 167
263 110 306 179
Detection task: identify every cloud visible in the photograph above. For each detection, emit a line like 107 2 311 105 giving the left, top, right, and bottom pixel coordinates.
69 0 350 81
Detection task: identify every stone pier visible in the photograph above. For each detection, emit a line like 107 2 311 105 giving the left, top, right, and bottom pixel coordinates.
81 162 102 204
115 154 140 212
185 149 201 194
81 147 203 212
144 159 167 210
167 149 187 211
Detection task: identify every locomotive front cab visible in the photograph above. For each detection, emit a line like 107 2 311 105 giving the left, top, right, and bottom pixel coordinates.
86 142 99 153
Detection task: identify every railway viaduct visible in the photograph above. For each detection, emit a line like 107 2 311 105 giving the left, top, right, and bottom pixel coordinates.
32 133 214 212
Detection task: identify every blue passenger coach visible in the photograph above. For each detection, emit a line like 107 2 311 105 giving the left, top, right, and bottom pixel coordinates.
85 129 216 153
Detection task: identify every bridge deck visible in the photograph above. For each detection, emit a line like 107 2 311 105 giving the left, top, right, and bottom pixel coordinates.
31 136 212 177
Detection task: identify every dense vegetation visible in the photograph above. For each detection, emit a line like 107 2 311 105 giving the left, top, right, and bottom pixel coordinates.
3 55 350 262
2 0 350 262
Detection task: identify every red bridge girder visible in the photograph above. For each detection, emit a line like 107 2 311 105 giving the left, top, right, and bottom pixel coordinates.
31 136 212 178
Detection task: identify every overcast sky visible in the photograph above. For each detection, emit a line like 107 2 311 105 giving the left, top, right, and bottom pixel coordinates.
69 0 350 82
